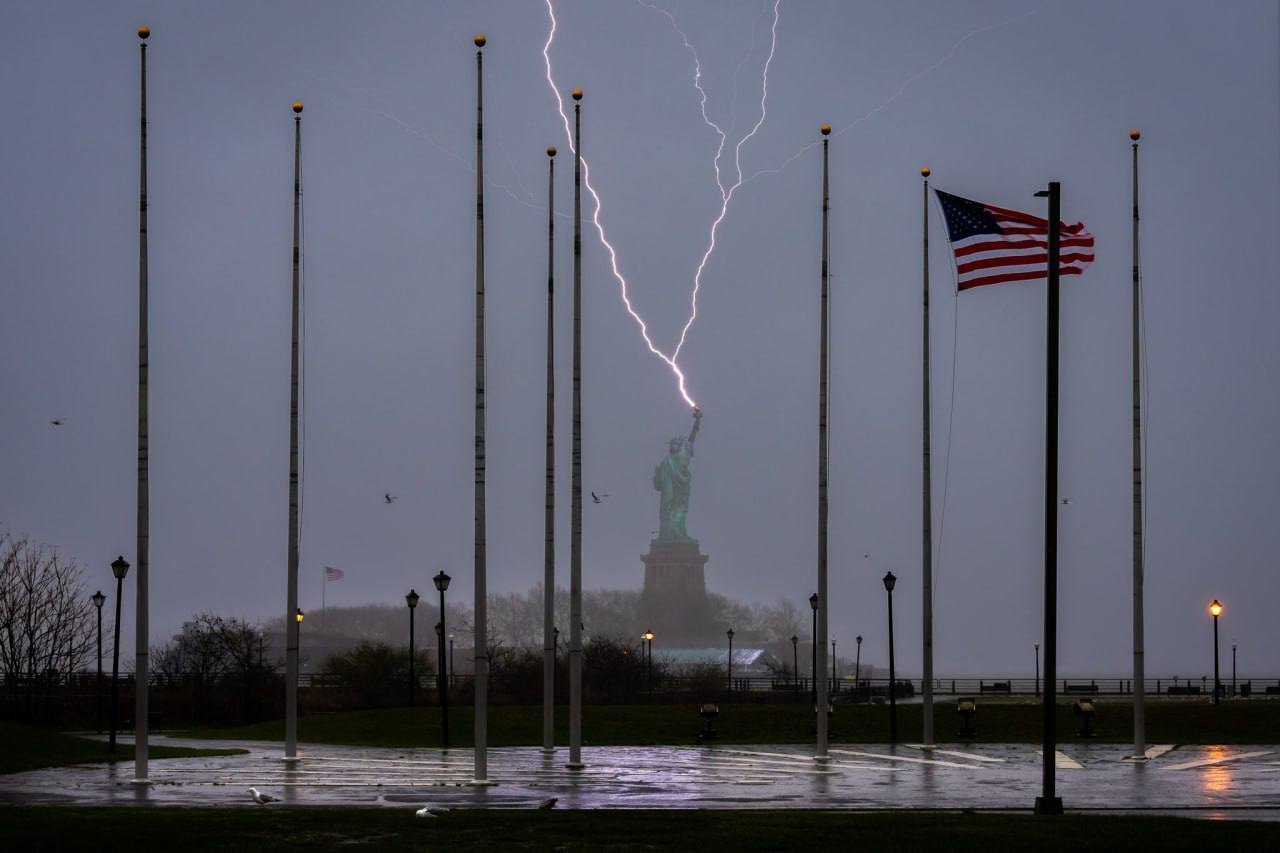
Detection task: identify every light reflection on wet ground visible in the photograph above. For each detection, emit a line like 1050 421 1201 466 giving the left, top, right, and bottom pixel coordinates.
1 738 1276 819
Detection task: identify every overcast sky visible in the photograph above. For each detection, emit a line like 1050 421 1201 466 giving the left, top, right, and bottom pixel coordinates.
2 0 1278 677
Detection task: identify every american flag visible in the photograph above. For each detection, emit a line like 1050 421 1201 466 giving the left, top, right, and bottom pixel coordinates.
324 566 345 582
935 190 1094 291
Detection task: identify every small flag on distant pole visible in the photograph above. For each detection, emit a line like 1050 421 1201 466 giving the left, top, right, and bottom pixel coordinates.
935 190 1094 290
324 566 345 582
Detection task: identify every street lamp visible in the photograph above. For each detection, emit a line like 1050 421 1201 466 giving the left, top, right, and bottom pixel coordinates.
1232 641 1237 697
726 628 735 704
108 556 129 752
449 633 456 687
405 589 419 708
1035 642 1041 697
642 629 655 703
1209 599 1223 705
91 590 105 734
295 608 304 682
809 593 818 707
855 634 863 696
831 638 837 695
434 570 451 746
883 571 898 742
790 634 799 703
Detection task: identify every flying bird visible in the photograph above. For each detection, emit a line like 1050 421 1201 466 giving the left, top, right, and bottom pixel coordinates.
385 493 398 504
50 419 64 427
248 787 277 805
591 492 609 504
1061 498 1072 505
537 797 558 810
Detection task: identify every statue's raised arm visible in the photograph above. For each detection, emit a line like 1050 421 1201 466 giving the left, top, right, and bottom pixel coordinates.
687 407 702 447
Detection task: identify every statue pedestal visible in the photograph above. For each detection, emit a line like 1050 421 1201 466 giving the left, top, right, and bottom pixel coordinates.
639 539 716 646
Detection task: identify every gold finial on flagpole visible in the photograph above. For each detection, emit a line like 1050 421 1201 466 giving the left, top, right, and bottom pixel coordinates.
137 26 150 40
474 34 487 47
572 88 583 101
292 101 304 114
1129 129 1141 141
920 167 931 178
820 123 831 136
547 146 557 157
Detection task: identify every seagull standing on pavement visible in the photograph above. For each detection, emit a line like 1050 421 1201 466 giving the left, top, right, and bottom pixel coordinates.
416 805 449 818
248 787 278 804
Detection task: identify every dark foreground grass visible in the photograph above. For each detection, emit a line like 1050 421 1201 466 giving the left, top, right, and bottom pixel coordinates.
0 722 246 775
178 699 1279 749
1 807 1275 851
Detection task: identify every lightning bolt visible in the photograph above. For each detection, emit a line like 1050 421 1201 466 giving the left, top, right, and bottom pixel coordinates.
636 0 782 360
543 0 697 407
543 0 782 406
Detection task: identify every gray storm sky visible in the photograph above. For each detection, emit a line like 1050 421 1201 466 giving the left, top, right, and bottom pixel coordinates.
2 0 1278 676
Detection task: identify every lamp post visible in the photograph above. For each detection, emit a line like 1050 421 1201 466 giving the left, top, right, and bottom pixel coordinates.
295 609 304 676
791 635 799 703
434 570 451 746
883 571 898 742
92 590 105 734
1228 640 1239 696
449 633 456 687
405 589 419 708
809 593 818 707
855 634 863 695
1209 600 1222 705
108 557 129 752
642 629 655 703
1035 642 1041 697
831 639 837 695
727 627 737 701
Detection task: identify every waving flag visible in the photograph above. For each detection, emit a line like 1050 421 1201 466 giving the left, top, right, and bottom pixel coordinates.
324 566 345 582
936 190 1094 291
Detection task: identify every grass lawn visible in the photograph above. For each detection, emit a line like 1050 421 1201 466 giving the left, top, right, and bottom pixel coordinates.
177 698 1278 748
1 807 1275 851
0 722 246 775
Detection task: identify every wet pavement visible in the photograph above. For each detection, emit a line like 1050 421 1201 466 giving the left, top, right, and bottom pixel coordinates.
2 737 1278 819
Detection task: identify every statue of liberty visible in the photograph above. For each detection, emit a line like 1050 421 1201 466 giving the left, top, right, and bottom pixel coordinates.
653 408 702 543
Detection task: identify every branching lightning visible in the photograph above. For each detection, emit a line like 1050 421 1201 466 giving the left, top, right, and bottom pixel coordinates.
544 0 698 407
543 0 782 406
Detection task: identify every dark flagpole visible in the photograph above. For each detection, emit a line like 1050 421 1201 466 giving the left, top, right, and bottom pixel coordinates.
284 100 303 762
1034 180 1063 816
134 25 151 784
815 123 831 762
543 145 557 754
567 87 585 771
472 33 490 784
921 166 935 747
1129 129 1146 758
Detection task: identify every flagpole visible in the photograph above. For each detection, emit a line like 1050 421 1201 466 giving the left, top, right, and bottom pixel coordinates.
284 100 304 763
472 33 490 785
567 88 585 771
1130 129 1146 759
133 25 151 785
815 123 831 763
920 166 935 748
543 144 558 755
1034 180 1063 816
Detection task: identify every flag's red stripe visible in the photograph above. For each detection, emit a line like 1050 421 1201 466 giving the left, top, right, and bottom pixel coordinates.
953 237 1094 257
959 266 1085 290
957 252 1094 275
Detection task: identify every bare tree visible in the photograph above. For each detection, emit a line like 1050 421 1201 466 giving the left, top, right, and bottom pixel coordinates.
0 533 95 716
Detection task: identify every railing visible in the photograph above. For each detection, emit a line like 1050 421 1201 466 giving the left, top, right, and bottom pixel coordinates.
6 671 1279 698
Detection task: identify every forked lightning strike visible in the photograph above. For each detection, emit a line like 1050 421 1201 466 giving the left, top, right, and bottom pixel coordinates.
543 0 782 407
543 0 696 408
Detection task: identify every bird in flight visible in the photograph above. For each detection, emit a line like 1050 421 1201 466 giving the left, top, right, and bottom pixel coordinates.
248 787 277 805
385 493 398 504
591 492 608 504
50 418 65 427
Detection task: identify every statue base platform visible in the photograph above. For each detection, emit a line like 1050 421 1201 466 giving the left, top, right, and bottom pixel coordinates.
638 539 717 646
